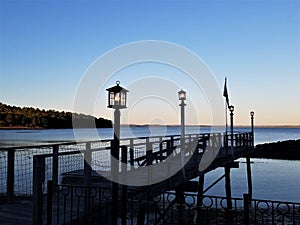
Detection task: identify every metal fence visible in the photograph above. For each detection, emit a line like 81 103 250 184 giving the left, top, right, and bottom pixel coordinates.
1 132 241 198
45 183 300 225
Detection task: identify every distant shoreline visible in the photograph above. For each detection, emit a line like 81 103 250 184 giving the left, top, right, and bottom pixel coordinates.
251 139 300 161
1 125 300 130
0 126 44 130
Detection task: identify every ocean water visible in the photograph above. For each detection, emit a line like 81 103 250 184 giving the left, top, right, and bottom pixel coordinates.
0 126 299 147
0 126 299 202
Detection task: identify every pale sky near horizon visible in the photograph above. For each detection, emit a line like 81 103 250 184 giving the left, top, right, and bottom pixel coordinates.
1 0 299 126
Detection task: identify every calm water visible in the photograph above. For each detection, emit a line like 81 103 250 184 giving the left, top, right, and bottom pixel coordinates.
0 126 299 147
0 126 299 202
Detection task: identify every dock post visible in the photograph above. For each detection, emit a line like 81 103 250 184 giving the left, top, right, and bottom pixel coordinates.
243 193 250 225
197 174 205 207
112 108 120 225
121 146 128 225
225 166 232 209
146 138 153 183
52 145 59 188
7 149 15 203
33 155 45 225
84 142 92 186
47 180 53 225
129 139 134 169
246 157 252 202
176 186 186 225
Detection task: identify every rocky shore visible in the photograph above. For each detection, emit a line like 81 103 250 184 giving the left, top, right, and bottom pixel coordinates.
251 139 300 160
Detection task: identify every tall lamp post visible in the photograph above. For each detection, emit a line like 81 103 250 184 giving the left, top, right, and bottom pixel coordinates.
178 89 186 223
106 81 128 225
229 105 234 150
250 111 254 147
178 89 187 140
178 89 186 179
247 111 255 202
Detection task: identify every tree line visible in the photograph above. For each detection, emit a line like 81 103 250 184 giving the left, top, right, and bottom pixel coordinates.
0 102 112 129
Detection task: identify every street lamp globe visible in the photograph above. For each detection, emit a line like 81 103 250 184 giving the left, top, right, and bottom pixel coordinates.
229 105 234 113
106 81 129 109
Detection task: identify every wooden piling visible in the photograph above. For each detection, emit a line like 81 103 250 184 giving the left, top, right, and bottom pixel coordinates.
176 186 185 225
197 174 205 207
121 146 128 225
52 145 59 188
246 157 253 201
84 142 92 186
32 155 45 225
243 193 250 225
47 180 53 225
7 149 15 203
225 166 232 209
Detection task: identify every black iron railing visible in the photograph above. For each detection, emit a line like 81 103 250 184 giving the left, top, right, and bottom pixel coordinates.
45 182 300 225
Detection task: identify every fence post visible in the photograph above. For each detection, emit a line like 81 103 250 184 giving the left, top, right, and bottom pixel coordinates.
84 142 92 186
121 146 127 225
130 139 134 169
7 149 15 203
47 180 53 225
52 145 59 188
146 138 152 165
33 155 45 225
137 203 146 225
146 138 152 184
243 193 250 225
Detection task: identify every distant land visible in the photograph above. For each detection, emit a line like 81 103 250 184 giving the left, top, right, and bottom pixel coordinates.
251 139 300 160
126 124 300 128
0 102 112 129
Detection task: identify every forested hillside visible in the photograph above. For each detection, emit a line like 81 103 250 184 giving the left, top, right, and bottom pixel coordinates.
0 102 112 129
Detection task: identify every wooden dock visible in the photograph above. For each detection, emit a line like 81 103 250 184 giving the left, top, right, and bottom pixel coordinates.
0 198 32 225
0 131 257 224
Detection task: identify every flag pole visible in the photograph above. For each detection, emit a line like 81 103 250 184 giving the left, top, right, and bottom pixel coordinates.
223 77 229 149
225 99 228 134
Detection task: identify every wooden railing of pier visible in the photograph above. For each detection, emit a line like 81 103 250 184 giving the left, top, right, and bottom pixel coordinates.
0 132 253 199
1 132 254 224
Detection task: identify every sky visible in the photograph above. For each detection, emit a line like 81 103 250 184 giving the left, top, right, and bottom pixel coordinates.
0 0 299 126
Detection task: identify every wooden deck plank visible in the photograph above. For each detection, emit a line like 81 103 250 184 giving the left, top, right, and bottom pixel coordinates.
0 199 32 225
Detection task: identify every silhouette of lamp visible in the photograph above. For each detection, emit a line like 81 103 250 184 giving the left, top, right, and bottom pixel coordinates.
178 89 186 139
250 111 254 147
229 105 234 149
106 80 128 225
178 89 187 179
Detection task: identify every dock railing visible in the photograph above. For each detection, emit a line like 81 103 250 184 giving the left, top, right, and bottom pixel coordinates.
45 182 300 225
0 131 253 203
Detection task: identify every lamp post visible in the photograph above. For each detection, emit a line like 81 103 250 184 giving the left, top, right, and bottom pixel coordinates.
178 89 186 180
229 105 234 149
247 111 255 202
250 111 254 147
106 81 128 225
178 89 186 140
178 89 186 224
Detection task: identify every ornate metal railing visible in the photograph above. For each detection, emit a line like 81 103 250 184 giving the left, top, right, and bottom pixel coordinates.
45 183 300 225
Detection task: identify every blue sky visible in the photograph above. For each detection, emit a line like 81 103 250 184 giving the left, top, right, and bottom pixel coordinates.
1 0 299 126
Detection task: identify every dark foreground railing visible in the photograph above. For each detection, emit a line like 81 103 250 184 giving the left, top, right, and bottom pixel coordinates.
45 182 300 225
0 132 253 201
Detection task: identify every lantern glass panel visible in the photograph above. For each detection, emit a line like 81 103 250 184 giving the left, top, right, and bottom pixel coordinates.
121 92 126 106
115 93 120 105
109 92 115 106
